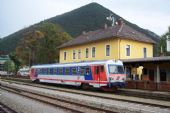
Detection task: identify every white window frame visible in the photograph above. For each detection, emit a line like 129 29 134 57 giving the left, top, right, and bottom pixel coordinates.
91 47 96 58
64 51 67 60
125 45 131 56
105 44 110 56
85 48 89 58
72 50 76 60
78 49 81 59
143 47 147 58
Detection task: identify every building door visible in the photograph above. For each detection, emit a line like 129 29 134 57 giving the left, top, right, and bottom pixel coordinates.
160 69 167 81
149 69 154 81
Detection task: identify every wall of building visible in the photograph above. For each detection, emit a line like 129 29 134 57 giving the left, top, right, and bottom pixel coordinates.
59 38 154 63
59 38 119 63
119 39 153 59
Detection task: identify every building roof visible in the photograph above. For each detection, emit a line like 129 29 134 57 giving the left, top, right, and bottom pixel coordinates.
0 55 10 63
122 56 170 64
59 20 156 48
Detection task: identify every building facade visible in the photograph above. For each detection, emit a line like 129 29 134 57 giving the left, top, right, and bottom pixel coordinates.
59 20 155 63
0 55 10 71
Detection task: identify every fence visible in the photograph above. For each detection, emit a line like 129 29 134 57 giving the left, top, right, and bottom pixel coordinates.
125 80 170 92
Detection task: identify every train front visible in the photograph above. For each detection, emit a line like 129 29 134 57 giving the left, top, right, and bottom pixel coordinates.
107 62 126 88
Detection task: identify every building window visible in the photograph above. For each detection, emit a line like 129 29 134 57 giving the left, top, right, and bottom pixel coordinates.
106 45 110 56
85 48 89 58
64 52 67 60
126 45 130 56
143 47 147 58
78 49 81 59
92 47 96 58
73 50 76 59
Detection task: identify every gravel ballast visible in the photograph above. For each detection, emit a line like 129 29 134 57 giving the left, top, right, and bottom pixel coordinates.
1 80 170 113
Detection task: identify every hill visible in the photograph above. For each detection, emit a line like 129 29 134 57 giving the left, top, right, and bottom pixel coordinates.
0 2 160 54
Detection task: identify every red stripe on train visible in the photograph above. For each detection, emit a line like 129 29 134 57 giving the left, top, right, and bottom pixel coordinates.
38 77 108 84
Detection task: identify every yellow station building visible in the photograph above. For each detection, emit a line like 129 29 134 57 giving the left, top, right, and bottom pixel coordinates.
59 20 155 63
58 20 170 91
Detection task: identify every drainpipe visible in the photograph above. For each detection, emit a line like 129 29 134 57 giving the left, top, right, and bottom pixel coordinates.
118 38 121 59
156 64 160 90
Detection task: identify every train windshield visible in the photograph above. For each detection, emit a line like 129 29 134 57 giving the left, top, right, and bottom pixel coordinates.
108 65 124 74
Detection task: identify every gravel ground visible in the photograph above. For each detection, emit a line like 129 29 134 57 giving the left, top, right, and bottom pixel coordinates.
0 89 73 113
1 81 170 113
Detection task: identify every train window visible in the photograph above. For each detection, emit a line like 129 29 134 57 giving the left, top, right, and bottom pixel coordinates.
48 68 50 75
44 68 48 75
50 68 53 75
65 68 70 75
39 69 42 74
72 67 77 75
36 68 40 74
100 66 104 72
53 68 57 75
58 68 63 75
86 67 90 75
80 67 85 75
109 65 124 74
95 67 99 74
42 68 44 74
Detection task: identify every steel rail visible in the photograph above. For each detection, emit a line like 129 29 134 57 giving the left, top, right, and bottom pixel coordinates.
1 78 170 109
0 84 116 113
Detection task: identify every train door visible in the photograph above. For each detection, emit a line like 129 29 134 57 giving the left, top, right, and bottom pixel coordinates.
84 66 93 80
91 65 107 85
29 68 36 80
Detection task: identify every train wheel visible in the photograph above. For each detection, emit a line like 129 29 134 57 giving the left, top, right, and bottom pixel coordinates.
81 83 92 90
100 86 119 92
112 86 118 92
33 79 39 83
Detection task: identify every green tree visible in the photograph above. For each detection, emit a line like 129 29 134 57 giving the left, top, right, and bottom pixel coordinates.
9 52 21 74
158 27 170 56
36 22 72 63
16 30 44 66
4 60 15 74
16 22 72 66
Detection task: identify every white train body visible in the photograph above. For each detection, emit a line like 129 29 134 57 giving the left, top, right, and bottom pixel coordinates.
29 60 126 88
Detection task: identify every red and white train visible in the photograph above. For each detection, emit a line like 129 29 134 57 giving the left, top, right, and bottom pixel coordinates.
29 60 126 90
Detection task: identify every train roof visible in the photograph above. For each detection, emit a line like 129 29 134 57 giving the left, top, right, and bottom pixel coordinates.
31 60 123 68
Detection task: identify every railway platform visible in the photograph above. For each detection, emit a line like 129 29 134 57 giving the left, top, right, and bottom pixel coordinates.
120 88 170 100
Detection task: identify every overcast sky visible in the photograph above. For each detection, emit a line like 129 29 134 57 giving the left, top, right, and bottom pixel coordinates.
0 0 170 38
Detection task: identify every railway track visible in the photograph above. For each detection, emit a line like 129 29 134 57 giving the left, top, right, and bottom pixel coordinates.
1 82 116 113
1 78 170 109
2 77 170 101
0 102 17 113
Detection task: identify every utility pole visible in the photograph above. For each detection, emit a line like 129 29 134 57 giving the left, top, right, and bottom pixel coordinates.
167 35 170 52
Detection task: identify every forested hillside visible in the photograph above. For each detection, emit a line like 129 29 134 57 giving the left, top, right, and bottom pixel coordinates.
15 22 72 65
0 2 160 54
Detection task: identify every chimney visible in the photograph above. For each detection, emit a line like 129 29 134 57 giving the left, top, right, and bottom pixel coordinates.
104 24 108 29
117 18 124 26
